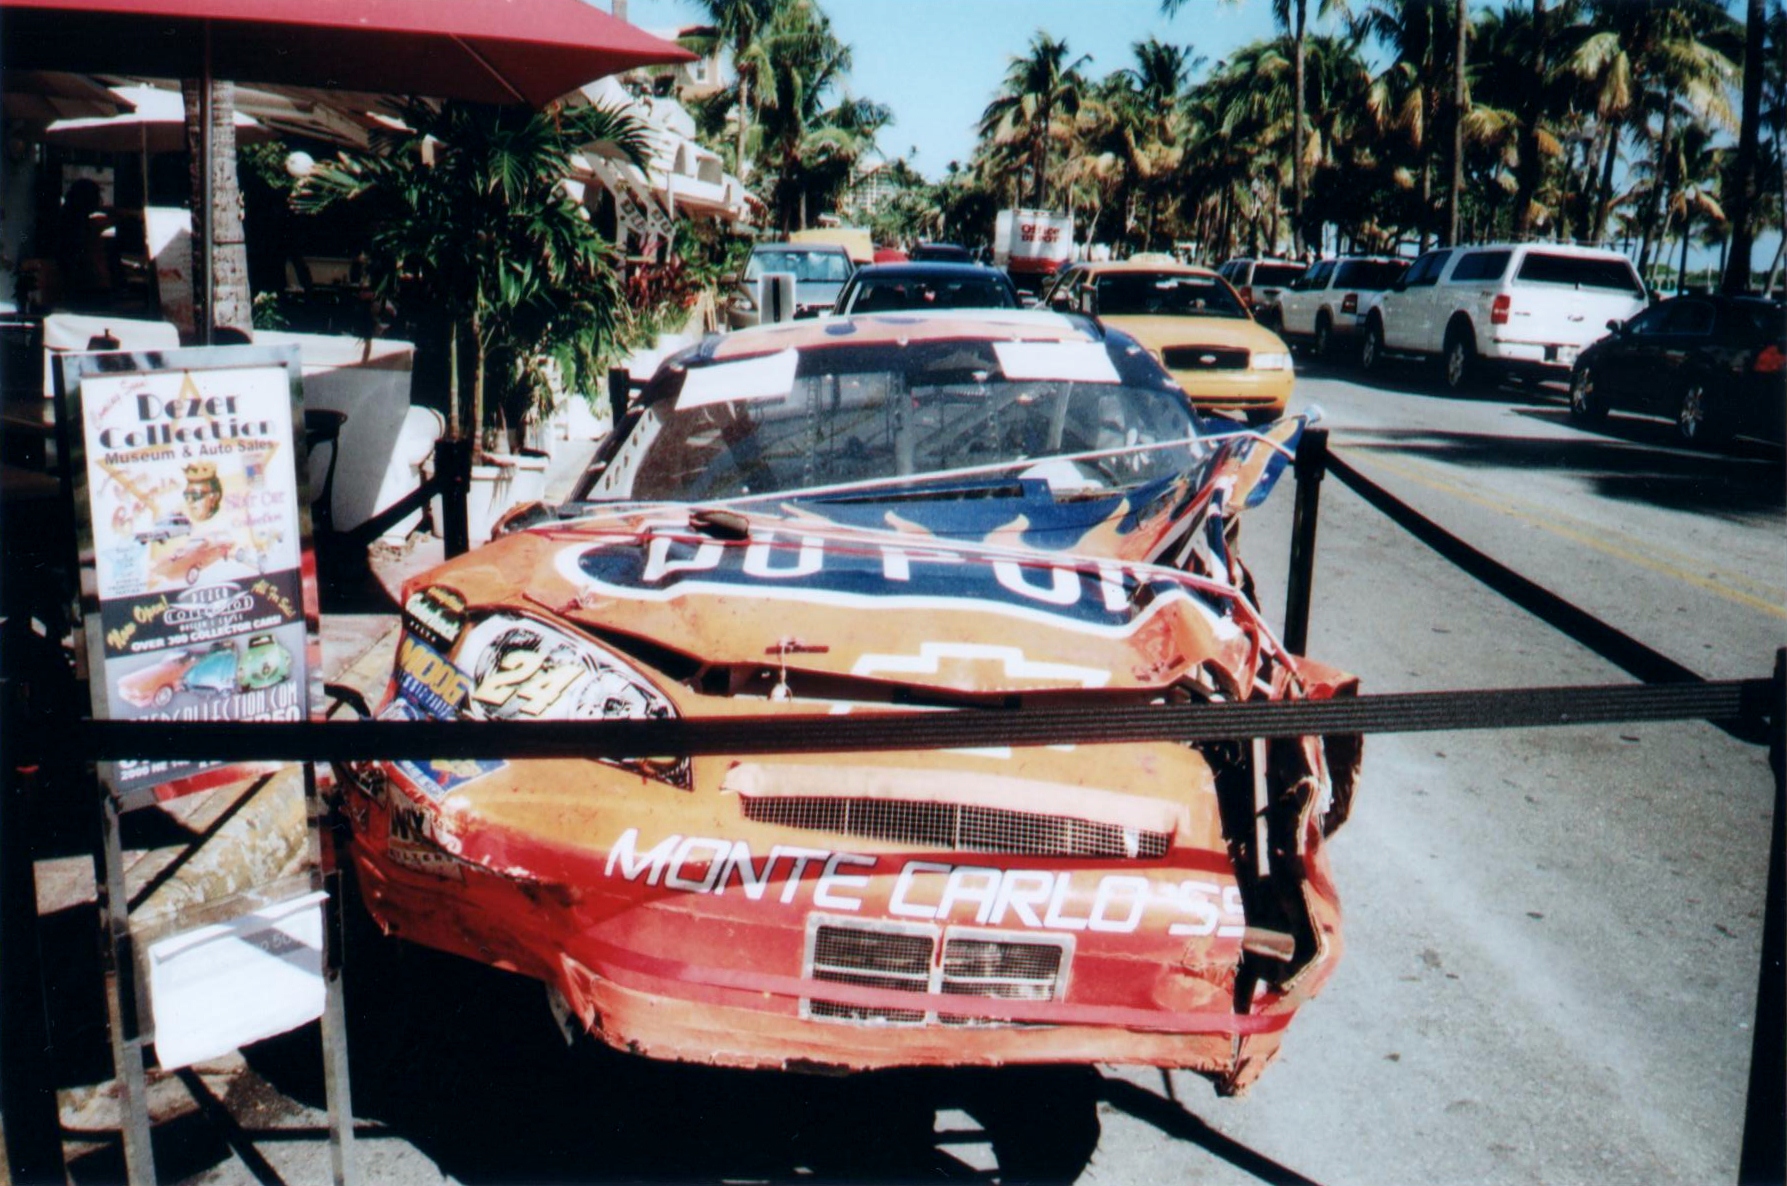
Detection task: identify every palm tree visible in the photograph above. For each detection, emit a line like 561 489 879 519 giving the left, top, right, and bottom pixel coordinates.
295 101 650 447
979 32 1093 209
1722 0 1767 291
685 0 784 180
1361 0 1463 250
1167 0 1349 252
751 0 890 229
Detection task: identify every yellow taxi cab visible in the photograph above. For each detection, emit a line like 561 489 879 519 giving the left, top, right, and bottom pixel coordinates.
1044 260 1294 423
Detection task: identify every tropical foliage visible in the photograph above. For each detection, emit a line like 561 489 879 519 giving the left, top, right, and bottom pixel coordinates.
293 100 650 447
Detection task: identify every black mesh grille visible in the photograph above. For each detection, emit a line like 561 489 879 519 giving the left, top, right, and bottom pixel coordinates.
1162 345 1250 370
808 924 933 1025
742 796 1169 860
939 937 1066 1027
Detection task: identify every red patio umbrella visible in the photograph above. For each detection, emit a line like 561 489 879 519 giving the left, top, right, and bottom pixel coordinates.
0 0 694 108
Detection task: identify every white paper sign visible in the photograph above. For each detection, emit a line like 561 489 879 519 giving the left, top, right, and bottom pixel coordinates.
147 891 327 1070
677 347 800 410
993 340 1120 384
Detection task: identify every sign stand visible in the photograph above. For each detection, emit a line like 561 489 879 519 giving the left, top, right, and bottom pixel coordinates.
55 345 356 1186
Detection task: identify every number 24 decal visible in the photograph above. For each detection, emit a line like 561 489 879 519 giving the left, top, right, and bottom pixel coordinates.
473 648 581 715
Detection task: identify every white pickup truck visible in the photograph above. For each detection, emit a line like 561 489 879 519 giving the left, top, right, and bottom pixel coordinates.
1278 256 1408 357
1358 242 1648 390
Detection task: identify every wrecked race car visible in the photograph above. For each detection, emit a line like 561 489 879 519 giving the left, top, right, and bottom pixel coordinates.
335 309 1361 1095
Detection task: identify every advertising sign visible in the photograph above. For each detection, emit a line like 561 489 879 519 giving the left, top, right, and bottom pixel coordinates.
56 345 314 800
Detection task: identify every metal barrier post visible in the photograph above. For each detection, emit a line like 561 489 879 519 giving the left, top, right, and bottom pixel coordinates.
99 789 157 1185
0 765 65 1182
436 436 474 559
1738 647 1785 1185
608 367 631 431
1283 427 1328 655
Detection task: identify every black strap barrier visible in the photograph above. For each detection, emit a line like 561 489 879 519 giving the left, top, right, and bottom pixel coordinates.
1321 450 1731 704
74 677 1775 764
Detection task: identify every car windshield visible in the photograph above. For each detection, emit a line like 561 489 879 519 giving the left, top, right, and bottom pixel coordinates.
1097 273 1247 318
596 337 1201 503
1733 300 1786 340
1334 260 1407 291
745 249 853 283
846 276 1015 312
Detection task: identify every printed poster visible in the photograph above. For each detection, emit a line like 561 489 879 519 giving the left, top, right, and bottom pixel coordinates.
66 349 310 797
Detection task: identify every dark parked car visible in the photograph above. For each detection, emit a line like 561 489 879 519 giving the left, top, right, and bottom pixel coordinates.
1569 294 1785 445
907 242 975 263
832 262 1019 314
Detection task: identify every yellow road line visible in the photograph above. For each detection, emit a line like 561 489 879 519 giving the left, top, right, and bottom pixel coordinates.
1345 448 1787 621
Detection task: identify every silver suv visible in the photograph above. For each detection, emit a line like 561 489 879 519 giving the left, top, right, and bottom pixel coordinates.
727 242 856 328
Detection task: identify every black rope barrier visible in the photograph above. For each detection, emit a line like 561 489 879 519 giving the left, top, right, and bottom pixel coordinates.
1322 450 1720 692
76 677 1771 764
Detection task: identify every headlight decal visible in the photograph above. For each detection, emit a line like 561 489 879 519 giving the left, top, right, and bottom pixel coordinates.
455 614 691 789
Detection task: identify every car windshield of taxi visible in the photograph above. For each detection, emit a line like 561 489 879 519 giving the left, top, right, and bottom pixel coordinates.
1092 271 1249 319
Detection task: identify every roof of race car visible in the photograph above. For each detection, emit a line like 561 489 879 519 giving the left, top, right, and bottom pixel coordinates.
706 308 1101 360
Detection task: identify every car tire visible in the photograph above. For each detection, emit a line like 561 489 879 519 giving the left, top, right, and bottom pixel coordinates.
153 685 174 708
1568 366 1607 424
1441 325 1476 392
1313 314 1332 360
1244 408 1278 427
1676 382 1728 445
1360 321 1385 372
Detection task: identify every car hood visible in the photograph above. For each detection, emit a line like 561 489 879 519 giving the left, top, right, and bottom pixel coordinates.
1105 315 1288 355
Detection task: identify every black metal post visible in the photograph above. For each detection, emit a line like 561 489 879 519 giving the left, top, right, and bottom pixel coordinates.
607 366 631 431
437 437 474 559
0 765 66 1183
1738 647 1785 1185
1282 427 1328 656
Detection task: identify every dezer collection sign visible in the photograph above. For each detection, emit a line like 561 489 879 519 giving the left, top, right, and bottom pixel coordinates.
58 345 314 799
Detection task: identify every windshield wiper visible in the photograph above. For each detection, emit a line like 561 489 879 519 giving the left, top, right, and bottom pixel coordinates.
793 478 1027 505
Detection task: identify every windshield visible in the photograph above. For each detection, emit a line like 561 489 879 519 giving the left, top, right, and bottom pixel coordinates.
844 276 1016 313
597 337 1201 503
1097 273 1247 318
745 249 854 283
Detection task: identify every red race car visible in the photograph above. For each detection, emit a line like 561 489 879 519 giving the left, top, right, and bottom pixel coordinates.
336 311 1361 1095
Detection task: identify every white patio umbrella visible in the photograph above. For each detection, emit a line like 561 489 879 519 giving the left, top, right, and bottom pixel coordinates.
43 82 268 154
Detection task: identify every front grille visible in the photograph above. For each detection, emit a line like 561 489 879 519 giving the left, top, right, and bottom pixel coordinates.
1162 345 1250 370
939 936 1068 1026
803 917 1071 1027
807 921 933 1024
742 795 1169 860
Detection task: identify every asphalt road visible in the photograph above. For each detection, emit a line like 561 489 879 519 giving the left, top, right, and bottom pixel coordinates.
56 354 1783 1186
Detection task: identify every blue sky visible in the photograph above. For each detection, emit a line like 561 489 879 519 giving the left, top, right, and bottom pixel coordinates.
624 0 1283 176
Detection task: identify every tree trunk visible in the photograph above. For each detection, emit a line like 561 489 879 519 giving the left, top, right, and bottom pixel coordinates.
736 71 751 181
1446 0 1468 246
1512 0 1548 237
1722 0 1766 293
447 323 461 440
1292 0 1307 254
1591 123 1620 243
470 303 487 454
1419 156 1433 253
1678 212 1691 292
1034 104 1052 209
1638 100 1675 283
181 78 252 340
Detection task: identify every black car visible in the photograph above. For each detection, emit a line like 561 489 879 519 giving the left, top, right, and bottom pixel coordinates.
1569 294 1785 445
832 262 1020 314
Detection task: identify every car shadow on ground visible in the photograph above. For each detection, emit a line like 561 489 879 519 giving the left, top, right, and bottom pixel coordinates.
1337 419 1785 522
1292 355 1564 407
135 881 1315 1186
